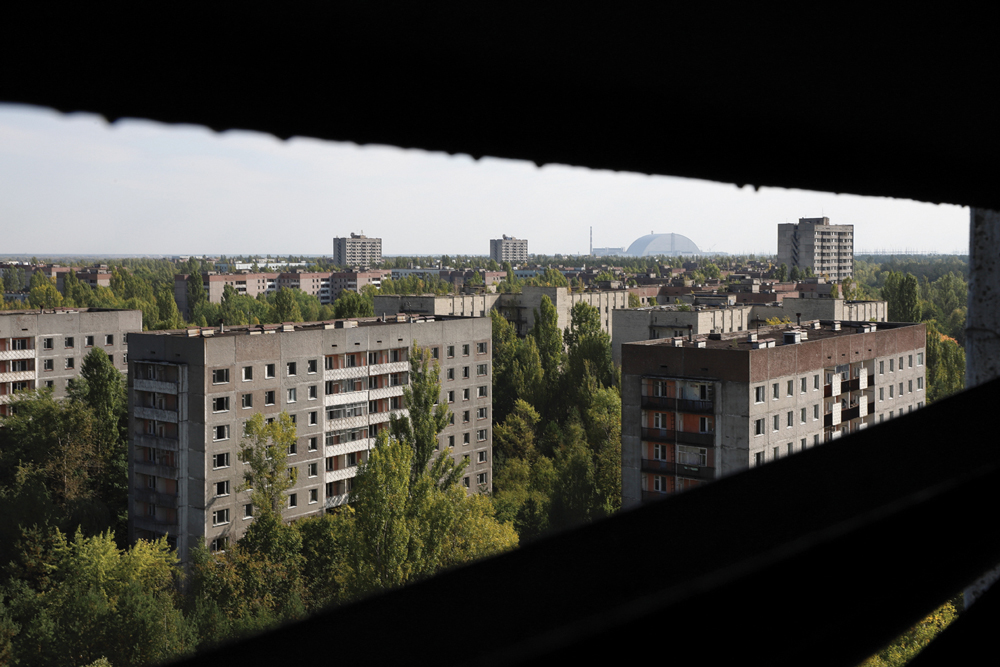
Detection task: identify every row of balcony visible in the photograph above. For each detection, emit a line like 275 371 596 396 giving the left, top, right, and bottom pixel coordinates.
640 396 714 414
640 458 715 481
641 427 714 447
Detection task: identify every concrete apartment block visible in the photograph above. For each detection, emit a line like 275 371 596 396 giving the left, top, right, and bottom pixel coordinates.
777 216 855 281
612 299 888 364
127 315 492 561
374 286 629 340
333 233 382 266
621 320 926 508
490 235 528 264
0 308 142 415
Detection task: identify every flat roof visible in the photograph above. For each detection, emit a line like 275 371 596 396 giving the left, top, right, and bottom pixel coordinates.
625 320 921 351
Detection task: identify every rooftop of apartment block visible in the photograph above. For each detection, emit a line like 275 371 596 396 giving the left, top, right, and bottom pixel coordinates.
1 307 140 316
626 320 922 352
136 314 467 340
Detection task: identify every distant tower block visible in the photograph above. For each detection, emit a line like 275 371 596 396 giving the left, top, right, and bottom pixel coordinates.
333 233 382 266
490 235 528 263
777 217 854 280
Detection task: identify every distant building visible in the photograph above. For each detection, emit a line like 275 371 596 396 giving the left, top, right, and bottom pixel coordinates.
375 285 629 339
333 233 382 266
777 217 854 281
0 308 142 415
592 247 627 256
490 235 528 264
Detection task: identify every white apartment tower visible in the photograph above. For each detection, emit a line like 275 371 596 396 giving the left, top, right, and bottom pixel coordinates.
777 217 854 281
333 233 382 266
490 235 528 264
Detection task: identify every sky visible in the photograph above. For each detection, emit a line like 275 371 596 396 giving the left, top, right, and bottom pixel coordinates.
0 103 970 259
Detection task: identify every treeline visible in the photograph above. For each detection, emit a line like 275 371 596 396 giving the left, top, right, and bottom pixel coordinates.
849 256 967 402
1 259 380 328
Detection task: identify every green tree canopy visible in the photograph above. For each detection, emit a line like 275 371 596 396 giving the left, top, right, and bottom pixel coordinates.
237 413 298 518
389 344 463 488
333 290 375 318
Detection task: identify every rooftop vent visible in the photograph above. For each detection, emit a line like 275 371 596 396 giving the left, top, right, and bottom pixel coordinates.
708 332 722 340
831 321 841 331
672 338 684 347
694 340 707 348
747 332 758 343
783 331 802 345
282 323 295 332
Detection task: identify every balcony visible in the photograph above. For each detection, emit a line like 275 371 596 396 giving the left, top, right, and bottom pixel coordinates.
0 349 34 361
641 427 675 442
134 406 178 423
133 433 179 451
641 428 714 446
0 370 35 383
325 493 350 509
134 460 179 479
134 378 179 394
642 395 676 410
133 487 179 508
132 515 178 534
641 458 715 481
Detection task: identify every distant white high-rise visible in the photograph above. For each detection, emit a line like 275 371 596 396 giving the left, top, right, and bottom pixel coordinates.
333 233 382 266
490 235 528 263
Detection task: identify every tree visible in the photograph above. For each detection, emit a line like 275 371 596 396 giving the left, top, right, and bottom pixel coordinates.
3 530 191 667
776 263 787 282
28 278 63 309
628 292 642 308
154 284 184 329
532 295 564 394
492 399 541 472
68 347 129 538
333 290 374 318
273 287 303 322
340 432 517 601
860 600 957 667
882 271 921 322
389 344 463 488
237 413 298 518
789 265 802 281
186 272 206 315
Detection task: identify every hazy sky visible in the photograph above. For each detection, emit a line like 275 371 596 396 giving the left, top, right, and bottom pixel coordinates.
0 103 970 258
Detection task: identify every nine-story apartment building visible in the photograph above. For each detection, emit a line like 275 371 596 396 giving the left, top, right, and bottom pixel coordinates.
621 320 926 507
127 315 492 561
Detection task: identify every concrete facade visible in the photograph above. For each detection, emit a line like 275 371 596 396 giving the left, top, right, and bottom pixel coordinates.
0 308 142 415
621 321 926 508
333 233 382 266
127 316 493 561
612 298 888 364
375 285 629 340
490 235 528 263
777 216 855 281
